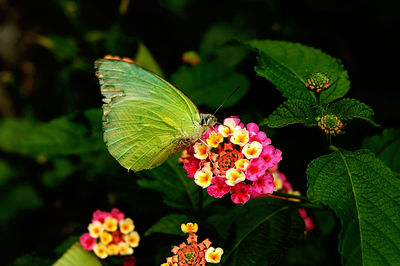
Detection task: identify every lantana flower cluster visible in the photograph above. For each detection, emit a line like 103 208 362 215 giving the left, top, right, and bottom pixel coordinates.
161 222 223 265
180 117 282 204
268 166 314 232
80 209 140 259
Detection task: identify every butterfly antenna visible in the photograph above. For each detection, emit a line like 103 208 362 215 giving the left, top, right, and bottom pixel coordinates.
212 86 240 116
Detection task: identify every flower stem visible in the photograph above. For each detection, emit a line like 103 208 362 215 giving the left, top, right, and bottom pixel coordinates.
273 191 310 202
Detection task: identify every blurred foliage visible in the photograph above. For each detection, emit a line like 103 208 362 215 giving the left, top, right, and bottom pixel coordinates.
0 0 399 265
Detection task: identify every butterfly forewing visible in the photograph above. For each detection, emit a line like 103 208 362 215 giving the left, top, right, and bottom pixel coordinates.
95 59 202 171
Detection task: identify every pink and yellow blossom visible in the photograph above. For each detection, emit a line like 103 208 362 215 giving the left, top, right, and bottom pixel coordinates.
104 216 118 232
205 247 224 263
181 222 198 233
230 128 249 147
88 221 104 238
93 243 108 259
107 244 119 255
181 116 281 204
119 218 135 234
242 141 263 159
194 168 213 188
193 142 209 160
225 168 246 186
100 231 113 245
118 242 134 255
206 131 224 148
125 231 140 247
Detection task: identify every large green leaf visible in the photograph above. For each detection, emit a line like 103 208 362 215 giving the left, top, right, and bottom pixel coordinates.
170 62 249 109
53 242 101 266
327 98 379 127
247 40 350 104
0 109 104 159
307 149 400 265
208 197 304 265
261 99 318 128
137 155 200 212
363 129 400 173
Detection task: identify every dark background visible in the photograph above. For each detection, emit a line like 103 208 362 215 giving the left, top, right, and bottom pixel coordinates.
1 0 399 265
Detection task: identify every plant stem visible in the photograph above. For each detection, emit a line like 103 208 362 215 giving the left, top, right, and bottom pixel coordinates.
273 191 310 202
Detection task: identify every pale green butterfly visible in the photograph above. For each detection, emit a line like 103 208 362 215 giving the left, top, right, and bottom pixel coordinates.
95 55 217 172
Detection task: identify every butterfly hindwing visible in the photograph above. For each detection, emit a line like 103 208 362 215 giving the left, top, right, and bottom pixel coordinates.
95 58 202 171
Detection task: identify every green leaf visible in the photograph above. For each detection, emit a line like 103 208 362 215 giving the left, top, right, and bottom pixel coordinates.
261 99 318 128
171 62 249 109
327 98 380 126
134 42 164 77
137 155 199 211
247 40 350 104
53 242 101 266
209 197 304 265
145 214 189 236
363 129 400 173
0 109 104 158
0 184 43 222
307 149 400 265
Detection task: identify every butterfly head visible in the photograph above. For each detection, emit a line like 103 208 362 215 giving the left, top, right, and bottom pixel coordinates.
200 114 217 128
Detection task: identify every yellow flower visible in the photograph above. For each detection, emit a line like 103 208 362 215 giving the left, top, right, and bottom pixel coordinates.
104 216 118 232
119 218 135 234
100 231 113 245
242 141 263 159
225 168 245 186
235 159 249 171
205 247 224 263
194 168 213 188
125 231 140 247
230 129 249 147
93 243 108 259
88 221 104 238
193 142 209 160
206 131 224 148
118 242 133 255
107 244 119 256
181 222 198 233
218 125 232 137
272 172 283 191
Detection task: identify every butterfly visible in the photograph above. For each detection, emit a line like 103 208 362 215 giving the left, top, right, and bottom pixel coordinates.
95 55 217 172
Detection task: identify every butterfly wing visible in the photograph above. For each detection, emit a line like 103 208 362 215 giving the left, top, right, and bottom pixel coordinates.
95 58 202 171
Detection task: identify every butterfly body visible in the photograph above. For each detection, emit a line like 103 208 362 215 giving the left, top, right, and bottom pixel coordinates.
95 57 216 172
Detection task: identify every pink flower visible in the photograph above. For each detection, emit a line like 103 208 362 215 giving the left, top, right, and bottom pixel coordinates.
298 208 308 219
304 217 314 231
80 233 96 250
247 123 271 145
260 145 282 168
251 173 275 194
230 182 251 204
207 177 231 198
110 208 125 221
245 158 268 181
183 156 201 178
92 210 110 223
